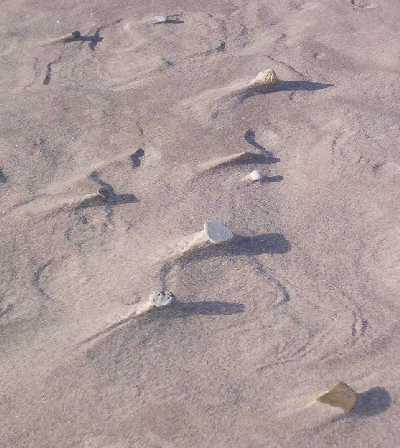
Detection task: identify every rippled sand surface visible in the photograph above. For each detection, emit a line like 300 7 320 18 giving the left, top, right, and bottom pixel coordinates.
1 1 400 446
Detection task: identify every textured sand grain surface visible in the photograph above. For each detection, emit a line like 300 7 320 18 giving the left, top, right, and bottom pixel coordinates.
1 0 400 446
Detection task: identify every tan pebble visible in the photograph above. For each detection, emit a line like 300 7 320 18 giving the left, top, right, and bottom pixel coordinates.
317 382 358 412
251 69 280 87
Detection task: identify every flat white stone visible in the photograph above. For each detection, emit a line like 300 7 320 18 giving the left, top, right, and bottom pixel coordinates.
244 170 263 183
204 220 234 244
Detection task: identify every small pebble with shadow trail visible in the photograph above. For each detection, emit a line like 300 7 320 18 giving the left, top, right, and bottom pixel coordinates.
78 171 139 217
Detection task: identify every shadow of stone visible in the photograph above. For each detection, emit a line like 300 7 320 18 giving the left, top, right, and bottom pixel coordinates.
244 129 281 174
84 171 139 210
79 299 245 346
241 80 333 102
194 233 291 261
352 387 392 417
0 168 7 184
78 192 138 209
263 175 283 183
63 30 103 50
150 300 245 320
130 148 145 168
244 129 271 153
159 233 290 287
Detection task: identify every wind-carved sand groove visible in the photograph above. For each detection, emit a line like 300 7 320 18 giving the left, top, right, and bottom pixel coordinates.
2 185 137 224
33 260 53 301
330 130 345 164
101 13 225 91
2 146 142 220
43 56 62 85
2 192 103 219
243 258 317 371
243 252 371 370
338 289 369 343
362 225 400 298
40 20 122 86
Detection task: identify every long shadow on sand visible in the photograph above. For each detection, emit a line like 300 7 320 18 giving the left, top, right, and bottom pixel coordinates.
150 300 245 320
181 233 291 264
63 30 103 50
78 192 138 209
159 233 290 289
80 171 139 212
0 168 6 184
240 80 333 102
80 300 245 346
244 129 280 164
245 129 271 153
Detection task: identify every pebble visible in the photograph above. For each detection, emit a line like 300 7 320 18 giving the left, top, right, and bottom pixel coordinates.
244 170 263 183
251 68 280 87
317 382 358 412
149 290 176 308
204 220 234 244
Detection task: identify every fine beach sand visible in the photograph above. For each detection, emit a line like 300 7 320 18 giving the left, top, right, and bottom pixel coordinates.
1 0 400 446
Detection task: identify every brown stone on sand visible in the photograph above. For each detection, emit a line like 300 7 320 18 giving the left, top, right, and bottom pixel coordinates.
317 382 358 412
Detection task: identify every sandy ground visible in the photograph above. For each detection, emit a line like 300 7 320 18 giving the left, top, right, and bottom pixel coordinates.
1 0 400 446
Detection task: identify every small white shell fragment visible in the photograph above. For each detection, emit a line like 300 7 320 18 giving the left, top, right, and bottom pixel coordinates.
244 170 263 183
251 68 280 87
204 220 234 244
152 16 168 24
317 382 358 412
149 290 176 308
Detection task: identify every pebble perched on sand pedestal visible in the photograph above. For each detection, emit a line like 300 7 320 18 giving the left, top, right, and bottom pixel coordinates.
174 220 234 258
149 290 176 308
244 170 263 183
151 14 182 24
250 68 280 88
151 16 168 24
317 382 358 412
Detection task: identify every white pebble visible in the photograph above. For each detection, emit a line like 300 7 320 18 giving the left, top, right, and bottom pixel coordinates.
149 290 176 308
244 170 263 183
